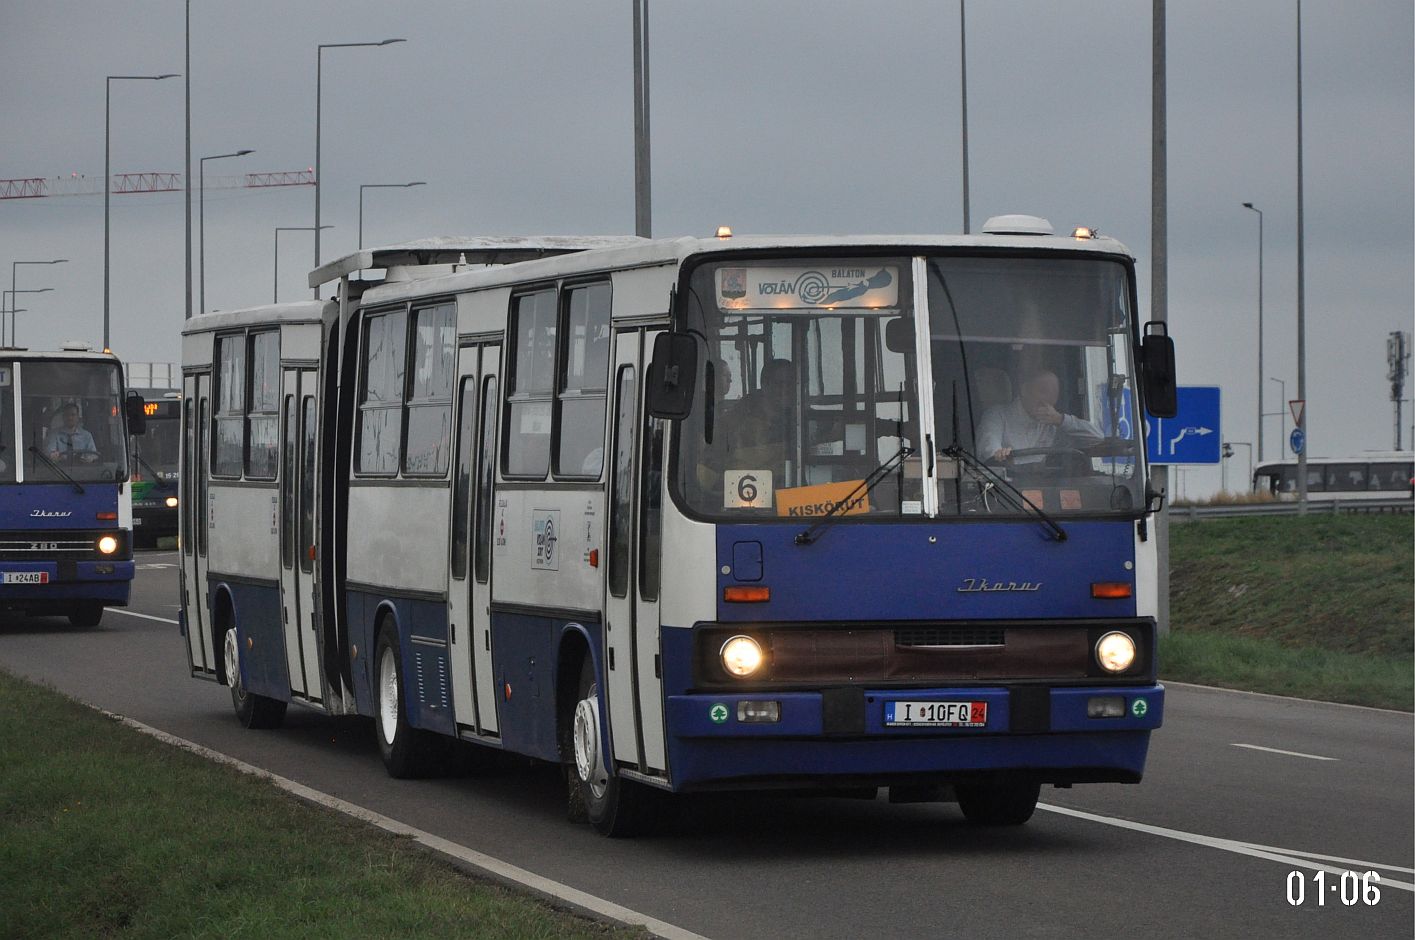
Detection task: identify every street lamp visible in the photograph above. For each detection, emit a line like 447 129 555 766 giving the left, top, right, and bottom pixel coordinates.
199 149 255 314
358 182 425 249
314 38 405 293
2 289 53 347
1222 441 1253 494
105 73 178 350
1242 202 1264 462
10 259 67 346
1269 376 1287 460
274 226 333 303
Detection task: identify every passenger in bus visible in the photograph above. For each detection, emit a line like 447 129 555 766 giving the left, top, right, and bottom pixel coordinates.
695 357 795 499
48 403 100 463
977 368 1102 464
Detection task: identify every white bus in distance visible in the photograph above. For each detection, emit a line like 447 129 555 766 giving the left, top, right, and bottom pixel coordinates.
1253 453 1414 502
181 223 1176 836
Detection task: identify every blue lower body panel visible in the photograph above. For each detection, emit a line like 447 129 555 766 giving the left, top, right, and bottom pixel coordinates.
0 559 134 613
664 683 1163 790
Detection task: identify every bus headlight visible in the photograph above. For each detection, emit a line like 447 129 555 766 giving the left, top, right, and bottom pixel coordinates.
1095 631 1137 674
165 496 179 508
96 535 119 555
720 635 765 678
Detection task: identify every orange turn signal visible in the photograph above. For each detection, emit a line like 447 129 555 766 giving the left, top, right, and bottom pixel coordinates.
723 585 770 603
96 511 117 521
1091 582 1133 599
588 548 599 568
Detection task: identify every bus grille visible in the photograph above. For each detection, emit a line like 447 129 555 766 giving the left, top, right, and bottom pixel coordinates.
894 626 1005 648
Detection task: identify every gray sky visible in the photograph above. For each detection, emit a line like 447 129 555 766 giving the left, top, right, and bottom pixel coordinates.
1 0 1411 496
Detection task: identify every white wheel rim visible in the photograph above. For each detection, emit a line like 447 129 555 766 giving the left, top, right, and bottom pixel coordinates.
572 682 609 800
223 627 243 699
378 646 399 747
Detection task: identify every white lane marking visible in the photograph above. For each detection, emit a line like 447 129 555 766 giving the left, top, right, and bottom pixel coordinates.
1165 680 1414 716
97 710 711 940
107 609 179 625
1248 845 1415 875
1231 743 1338 761
1038 803 1414 892
137 563 178 570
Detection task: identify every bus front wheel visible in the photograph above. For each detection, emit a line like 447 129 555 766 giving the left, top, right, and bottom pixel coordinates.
568 657 654 837
223 626 287 729
68 604 103 628
956 779 1041 826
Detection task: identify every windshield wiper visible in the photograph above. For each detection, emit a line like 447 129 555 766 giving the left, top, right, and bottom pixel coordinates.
795 446 914 545
942 443 1066 542
134 452 170 488
28 446 85 494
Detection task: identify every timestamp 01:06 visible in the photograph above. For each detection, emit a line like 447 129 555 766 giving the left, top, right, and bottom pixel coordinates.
1286 870 1381 906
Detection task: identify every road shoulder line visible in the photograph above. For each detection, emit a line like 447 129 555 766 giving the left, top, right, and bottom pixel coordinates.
1163 679 1413 716
98 709 711 940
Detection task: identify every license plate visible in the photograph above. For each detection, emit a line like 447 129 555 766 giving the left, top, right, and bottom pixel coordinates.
3 572 49 584
884 700 987 728
132 518 143 525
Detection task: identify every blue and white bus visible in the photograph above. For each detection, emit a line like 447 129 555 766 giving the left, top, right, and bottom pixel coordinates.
0 347 145 627
181 222 1177 834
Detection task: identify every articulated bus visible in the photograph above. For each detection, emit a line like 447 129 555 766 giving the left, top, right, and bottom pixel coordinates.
180 222 1178 834
1253 453 1414 502
0 347 146 627
129 389 181 544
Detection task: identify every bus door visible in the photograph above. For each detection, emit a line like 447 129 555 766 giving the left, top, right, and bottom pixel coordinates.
468 344 501 734
279 369 321 701
182 372 215 673
603 328 667 774
447 346 481 734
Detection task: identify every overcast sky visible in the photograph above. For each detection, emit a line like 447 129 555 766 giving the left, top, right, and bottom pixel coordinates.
1 0 1410 496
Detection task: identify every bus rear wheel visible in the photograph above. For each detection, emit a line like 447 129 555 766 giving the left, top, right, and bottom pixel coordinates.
956 779 1041 826
223 626 287 729
567 657 654 837
373 627 441 779
68 604 103 628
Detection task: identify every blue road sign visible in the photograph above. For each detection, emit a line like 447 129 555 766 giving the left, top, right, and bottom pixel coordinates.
1146 386 1222 465
1290 427 1305 455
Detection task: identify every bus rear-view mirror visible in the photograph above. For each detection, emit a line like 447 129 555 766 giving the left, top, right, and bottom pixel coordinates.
1140 322 1177 418
884 317 913 354
125 393 147 435
646 332 698 420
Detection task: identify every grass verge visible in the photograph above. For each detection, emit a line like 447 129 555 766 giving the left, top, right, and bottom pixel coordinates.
1166 513 1413 710
0 669 642 940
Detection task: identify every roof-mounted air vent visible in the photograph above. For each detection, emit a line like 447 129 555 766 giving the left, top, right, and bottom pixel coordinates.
981 214 1055 236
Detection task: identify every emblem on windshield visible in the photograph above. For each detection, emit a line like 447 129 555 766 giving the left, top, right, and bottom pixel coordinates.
957 578 1041 593
31 509 73 518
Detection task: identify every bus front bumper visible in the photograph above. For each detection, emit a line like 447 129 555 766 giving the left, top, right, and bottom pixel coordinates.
662 683 1163 791
0 560 134 610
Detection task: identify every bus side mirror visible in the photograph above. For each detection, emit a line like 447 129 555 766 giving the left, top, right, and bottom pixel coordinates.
126 393 147 435
1140 322 1177 418
646 332 698 420
884 317 913 353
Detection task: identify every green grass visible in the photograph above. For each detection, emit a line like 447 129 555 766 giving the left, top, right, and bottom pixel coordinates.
1165 513 1414 709
0 670 642 940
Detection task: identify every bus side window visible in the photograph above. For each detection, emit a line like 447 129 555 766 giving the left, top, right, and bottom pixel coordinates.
182 397 193 554
554 282 611 479
503 289 556 478
281 394 296 568
450 376 477 579
473 375 498 584
357 310 407 475
405 303 456 476
213 335 245 478
639 414 664 601
299 396 316 575
608 365 636 598
246 330 280 480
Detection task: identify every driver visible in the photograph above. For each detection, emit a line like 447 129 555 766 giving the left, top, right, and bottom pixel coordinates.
49 403 99 463
977 368 1102 463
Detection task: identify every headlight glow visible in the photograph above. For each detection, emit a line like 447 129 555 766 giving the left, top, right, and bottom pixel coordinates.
1095 631 1137 674
720 635 764 678
97 535 119 555
164 496 178 508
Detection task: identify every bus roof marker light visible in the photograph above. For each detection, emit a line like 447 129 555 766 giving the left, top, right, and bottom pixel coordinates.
1072 226 1097 239
715 225 732 239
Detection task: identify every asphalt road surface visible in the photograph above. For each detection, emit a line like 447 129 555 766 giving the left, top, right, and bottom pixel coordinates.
2 552 1410 939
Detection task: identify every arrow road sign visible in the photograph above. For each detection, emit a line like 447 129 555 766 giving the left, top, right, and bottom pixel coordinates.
1147 386 1222 465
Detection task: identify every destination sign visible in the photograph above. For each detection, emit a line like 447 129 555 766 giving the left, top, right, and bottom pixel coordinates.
716 265 899 311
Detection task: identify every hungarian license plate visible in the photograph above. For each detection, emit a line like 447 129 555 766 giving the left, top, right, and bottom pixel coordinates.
3 572 49 584
884 700 987 728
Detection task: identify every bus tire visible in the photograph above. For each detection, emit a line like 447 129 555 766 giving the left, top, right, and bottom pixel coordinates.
223 626 287 729
374 626 440 779
568 657 653 837
68 604 103 628
956 779 1040 826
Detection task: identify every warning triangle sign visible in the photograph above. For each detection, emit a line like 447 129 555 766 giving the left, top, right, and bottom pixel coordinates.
1289 399 1305 426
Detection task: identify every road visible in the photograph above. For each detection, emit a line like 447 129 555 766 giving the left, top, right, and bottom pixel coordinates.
1 552 1410 939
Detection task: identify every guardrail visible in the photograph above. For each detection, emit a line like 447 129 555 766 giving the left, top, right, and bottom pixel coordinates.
1169 498 1414 521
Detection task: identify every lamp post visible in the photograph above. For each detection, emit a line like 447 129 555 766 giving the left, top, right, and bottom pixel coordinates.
960 0 970 234
1241 202 1264 462
105 73 178 350
314 38 405 294
3 289 53 347
10 259 67 346
358 182 425 249
199 149 254 314
1295 0 1309 513
275 226 332 303
1269 376 1287 460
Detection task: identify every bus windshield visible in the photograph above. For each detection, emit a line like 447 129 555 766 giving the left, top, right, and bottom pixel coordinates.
927 255 1144 515
131 400 181 485
9 359 130 483
675 257 923 520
